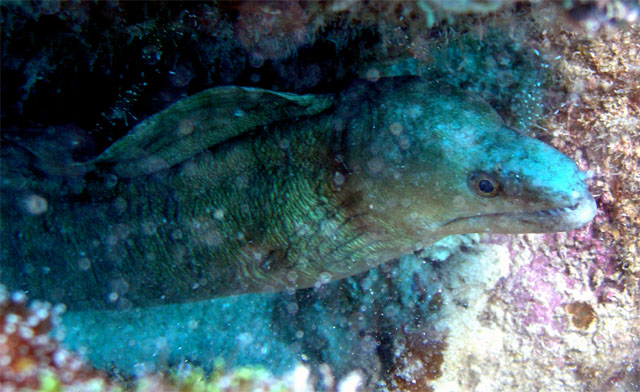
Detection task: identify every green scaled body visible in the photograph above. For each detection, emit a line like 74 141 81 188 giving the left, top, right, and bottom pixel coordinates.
0 77 596 309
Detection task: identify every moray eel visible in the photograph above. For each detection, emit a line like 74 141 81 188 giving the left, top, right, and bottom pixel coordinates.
0 77 596 309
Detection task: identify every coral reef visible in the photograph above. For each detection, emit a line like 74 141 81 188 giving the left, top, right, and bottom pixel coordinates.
539 21 640 277
231 1 315 61
0 285 324 392
0 285 113 391
1 1 639 391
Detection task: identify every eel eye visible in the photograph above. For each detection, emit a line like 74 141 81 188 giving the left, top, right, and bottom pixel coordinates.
468 172 500 197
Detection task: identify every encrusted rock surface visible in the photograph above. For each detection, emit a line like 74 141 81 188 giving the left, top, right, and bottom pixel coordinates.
1 1 638 391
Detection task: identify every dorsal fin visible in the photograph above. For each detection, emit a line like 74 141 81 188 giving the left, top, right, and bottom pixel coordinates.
93 86 334 178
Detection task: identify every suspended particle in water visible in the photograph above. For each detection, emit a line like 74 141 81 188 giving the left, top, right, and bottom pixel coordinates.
236 332 254 347
168 64 195 88
52 349 69 368
389 122 403 136
110 278 129 296
103 173 118 189
320 220 337 238
171 229 183 240
107 292 119 303
250 73 261 83
286 270 298 283
22 194 48 215
367 157 385 174
78 257 91 271
319 272 332 283
398 136 411 150
361 335 379 353
279 138 290 150
140 221 157 236
201 229 223 248
235 175 249 189
333 172 345 187
495 50 513 67
286 301 299 315
365 68 381 82
213 208 225 220
178 118 194 136
141 44 162 65
248 52 265 68
314 272 333 290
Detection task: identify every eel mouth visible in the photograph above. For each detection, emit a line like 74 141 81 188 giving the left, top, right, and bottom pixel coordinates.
517 195 597 230
443 192 597 233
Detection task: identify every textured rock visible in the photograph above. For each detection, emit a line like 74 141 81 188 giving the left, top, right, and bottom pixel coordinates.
1 1 638 391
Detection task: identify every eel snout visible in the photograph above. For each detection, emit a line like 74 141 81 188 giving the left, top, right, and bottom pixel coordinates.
533 187 597 232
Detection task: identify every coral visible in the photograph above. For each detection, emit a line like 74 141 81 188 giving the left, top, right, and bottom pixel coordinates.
0 285 322 391
475 231 640 391
417 23 549 130
0 285 113 391
125 363 316 392
1 1 639 392
536 20 640 279
419 13 640 389
389 331 446 392
232 1 313 62
318 0 517 31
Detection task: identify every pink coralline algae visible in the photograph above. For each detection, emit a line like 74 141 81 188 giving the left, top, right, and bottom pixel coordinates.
510 252 569 331
488 208 617 334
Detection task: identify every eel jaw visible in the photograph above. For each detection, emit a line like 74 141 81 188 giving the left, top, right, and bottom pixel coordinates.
514 192 597 232
442 191 597 234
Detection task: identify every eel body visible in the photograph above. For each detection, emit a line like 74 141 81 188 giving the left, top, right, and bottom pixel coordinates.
0 77 596 309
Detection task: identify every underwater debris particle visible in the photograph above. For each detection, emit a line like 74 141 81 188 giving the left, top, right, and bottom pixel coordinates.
389 122 403 136
78 257 92 271
566 301 596 329
213 208 225 220
168 63 195 88
103 173 118 189
365 68 381 82
141 44 162 65
22 194 48 215
178 118 195 136
332 171 345 187
366 157 385 174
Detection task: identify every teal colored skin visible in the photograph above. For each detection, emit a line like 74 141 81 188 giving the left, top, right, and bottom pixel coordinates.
0 77 596 310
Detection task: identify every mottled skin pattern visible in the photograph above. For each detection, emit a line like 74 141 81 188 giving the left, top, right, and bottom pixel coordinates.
0 77 596 309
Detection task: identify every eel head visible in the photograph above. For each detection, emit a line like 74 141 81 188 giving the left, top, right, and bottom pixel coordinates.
342 78 596 243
